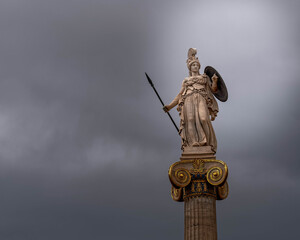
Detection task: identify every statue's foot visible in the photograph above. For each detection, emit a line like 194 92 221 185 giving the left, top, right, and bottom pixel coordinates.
192 142 200 147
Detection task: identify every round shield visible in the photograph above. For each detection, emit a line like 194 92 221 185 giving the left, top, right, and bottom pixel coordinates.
204 66 228 102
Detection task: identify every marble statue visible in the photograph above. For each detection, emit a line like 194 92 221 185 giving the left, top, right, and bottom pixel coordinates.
163 48 221 153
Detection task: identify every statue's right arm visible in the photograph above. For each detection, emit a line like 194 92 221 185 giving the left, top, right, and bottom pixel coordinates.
163 81 185 112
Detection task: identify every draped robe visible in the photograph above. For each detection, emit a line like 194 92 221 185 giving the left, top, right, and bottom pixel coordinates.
168 74 218 152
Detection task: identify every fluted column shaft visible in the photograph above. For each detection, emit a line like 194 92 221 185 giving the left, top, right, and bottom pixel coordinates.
184 196 217 240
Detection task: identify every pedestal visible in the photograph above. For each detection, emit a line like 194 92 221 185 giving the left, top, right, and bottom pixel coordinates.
169 156 229 240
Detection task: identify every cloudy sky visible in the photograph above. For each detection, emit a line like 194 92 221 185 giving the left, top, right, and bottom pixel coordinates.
0 0 299 239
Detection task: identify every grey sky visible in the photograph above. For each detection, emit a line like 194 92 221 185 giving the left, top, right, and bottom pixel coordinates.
0 0 299 239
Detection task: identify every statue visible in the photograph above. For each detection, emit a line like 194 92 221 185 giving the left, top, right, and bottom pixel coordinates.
163 48 227 154
145 48 230 239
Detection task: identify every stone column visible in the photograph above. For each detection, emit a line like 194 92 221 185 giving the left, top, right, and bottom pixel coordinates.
184 192 217 240
169 158 229 240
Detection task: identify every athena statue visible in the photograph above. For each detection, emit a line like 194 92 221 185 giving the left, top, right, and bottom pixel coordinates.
163 48 220 153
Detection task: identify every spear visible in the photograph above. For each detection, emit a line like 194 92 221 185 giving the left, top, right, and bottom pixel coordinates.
145 72 179 133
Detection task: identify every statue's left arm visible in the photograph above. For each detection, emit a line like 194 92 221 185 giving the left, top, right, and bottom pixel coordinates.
211 74 218 93
205 73 219 121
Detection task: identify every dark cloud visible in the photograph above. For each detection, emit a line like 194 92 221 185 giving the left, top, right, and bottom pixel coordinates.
0 0 299 239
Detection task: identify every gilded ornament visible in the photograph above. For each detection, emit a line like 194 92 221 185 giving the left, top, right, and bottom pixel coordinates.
171 186 183 202
203 182 208 192
171 168 191 188
192 159 206 174
191 183 195 192
207 167 225 186
217 181 229 200
196 182 202 192
169 159 228 190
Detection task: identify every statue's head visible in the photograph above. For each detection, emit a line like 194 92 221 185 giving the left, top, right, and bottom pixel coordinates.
190 61 200 72
186 48 200 75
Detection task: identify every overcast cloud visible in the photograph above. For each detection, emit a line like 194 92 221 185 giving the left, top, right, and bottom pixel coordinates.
0 0 299 239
